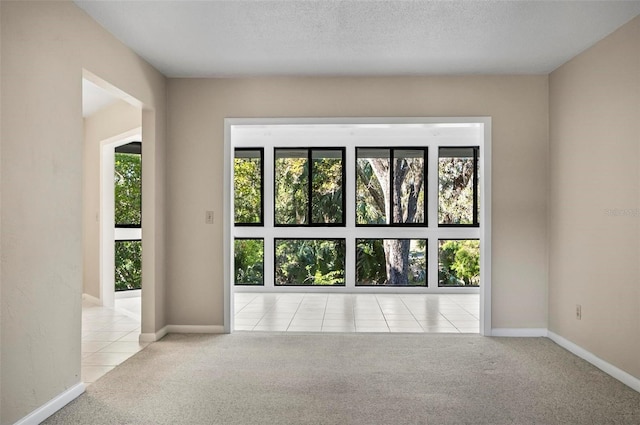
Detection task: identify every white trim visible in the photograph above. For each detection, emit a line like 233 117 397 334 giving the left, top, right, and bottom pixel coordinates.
140 325 225 342
491 328 548 337
140 326 168 343
479 119 492 336
548 331 640 393
13 383 85 425
166 325 225 334
81 293 101 306
224 123 233 334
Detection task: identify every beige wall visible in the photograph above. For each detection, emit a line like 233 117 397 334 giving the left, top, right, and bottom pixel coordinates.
166 76 549 329
83 101 142 299
0 2 166 424
549 16 640 379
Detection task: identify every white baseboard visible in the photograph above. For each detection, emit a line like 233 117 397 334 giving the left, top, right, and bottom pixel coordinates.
166 325 225 334
548 331 640 393
81 293 101 306
14 382 85 425
139 324 224 342
491 328 548 337
140 325 168 342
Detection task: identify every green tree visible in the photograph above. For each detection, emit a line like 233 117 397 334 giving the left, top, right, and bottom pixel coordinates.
356 152 425 285
114 153 142 225
115 241 142 291
234 156 262 223
311 155 343 223
234 239 264 284
438 240 480 286
439 156 475 224
275 239 345 286
275 156 309 224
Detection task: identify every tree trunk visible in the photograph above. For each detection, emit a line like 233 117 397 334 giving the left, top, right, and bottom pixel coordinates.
383 239 410 285
367 156 423 285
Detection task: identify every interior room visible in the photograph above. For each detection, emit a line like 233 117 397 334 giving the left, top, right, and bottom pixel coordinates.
1 1 639 424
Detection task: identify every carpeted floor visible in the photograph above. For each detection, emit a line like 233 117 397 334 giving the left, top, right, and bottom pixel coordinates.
45 333 640 424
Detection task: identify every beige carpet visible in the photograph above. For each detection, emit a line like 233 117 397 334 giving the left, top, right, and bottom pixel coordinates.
45 333 640 424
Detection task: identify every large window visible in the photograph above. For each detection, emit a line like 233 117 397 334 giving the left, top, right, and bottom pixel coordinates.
231 122 485 292
234 149 263 225
356 148 426 225
274 148 345 226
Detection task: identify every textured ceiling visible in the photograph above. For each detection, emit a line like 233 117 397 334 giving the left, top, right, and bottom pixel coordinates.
75 0 640 77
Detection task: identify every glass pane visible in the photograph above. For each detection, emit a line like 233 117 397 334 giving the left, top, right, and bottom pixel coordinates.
356 148 389 224
393 149 425 224
234 239 264 285
234 149 262 224
275 239 345 286
438 239 480 287
311 149 344 224
275 149 309 225
115 240 142 291
114 152 142 227
356 239 427 286
439 147 477 225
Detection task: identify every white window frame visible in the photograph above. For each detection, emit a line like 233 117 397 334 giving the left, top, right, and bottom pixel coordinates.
224 118 492 335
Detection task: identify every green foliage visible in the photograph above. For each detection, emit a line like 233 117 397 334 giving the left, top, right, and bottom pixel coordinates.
115 241 142 291
439 157 474 224
275 157 309 224
438 240 480 286
234 157 262 223
311 157 343 223
114 153 142 226
234 239 264 285
356 239 387 285
275 239 345 286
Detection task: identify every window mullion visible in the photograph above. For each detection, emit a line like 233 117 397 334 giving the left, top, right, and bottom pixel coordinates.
473 147 479 225
389 148 395 225
307 149 313 225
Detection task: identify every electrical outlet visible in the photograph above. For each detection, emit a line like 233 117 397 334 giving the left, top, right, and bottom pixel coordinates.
576 304 582 320
205 211 214 224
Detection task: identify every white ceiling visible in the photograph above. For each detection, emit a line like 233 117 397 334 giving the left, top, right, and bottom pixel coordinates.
74 1 640 77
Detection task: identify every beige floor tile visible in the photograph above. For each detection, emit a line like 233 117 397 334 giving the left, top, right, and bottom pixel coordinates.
83 351 136 366
82 365 115 384
99 341 148 353
83 331 131 342
81 341 112 353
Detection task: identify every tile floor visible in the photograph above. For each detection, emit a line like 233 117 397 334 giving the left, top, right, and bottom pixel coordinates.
81 296 146 384
234 293 479 333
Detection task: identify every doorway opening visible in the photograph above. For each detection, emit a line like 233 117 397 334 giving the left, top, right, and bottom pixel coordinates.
82 73 147 383
224 118 492 335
